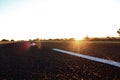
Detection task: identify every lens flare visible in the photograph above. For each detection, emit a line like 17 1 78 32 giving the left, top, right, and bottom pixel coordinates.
15 42 31 55
31 42 36 46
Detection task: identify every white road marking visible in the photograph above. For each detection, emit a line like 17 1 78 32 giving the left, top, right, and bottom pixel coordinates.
52 48 120 68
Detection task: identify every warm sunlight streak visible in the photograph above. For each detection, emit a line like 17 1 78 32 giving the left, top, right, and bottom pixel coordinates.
74 36 85 40
68 40 85 53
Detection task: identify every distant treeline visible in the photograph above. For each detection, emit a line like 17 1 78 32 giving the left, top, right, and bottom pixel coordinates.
41 38 75 41
0 39 14 42
1 37 120 42
32 37 120 41
84 37 120 41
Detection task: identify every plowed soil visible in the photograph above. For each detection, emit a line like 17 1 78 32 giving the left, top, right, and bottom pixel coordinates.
0 41 120 80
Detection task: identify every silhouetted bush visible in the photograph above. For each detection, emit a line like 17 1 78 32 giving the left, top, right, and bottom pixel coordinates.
1 39 9 42
11 39 14 42
117 28 120 36
69 38 75 41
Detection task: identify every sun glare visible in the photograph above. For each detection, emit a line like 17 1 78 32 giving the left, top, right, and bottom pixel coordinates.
74 35 85 40
75 37 84 40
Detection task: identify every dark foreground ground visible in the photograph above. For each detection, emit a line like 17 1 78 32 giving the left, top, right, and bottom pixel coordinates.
0 41 120 80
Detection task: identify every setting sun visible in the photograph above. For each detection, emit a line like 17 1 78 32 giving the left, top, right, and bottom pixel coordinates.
73 35 85 40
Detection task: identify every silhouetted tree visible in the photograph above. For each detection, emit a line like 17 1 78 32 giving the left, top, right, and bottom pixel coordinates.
11 39 14 42
84 35 89 40
48 38 53 41
117 28 120 36
1 39 9 42
29 39 33 42
33 38 40 41
69 38 75 41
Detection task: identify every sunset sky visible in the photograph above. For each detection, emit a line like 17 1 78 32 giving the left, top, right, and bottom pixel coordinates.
0 0 120 40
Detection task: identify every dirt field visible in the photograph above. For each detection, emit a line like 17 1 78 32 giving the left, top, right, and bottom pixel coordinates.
0 41 120 80
41 41 120 62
